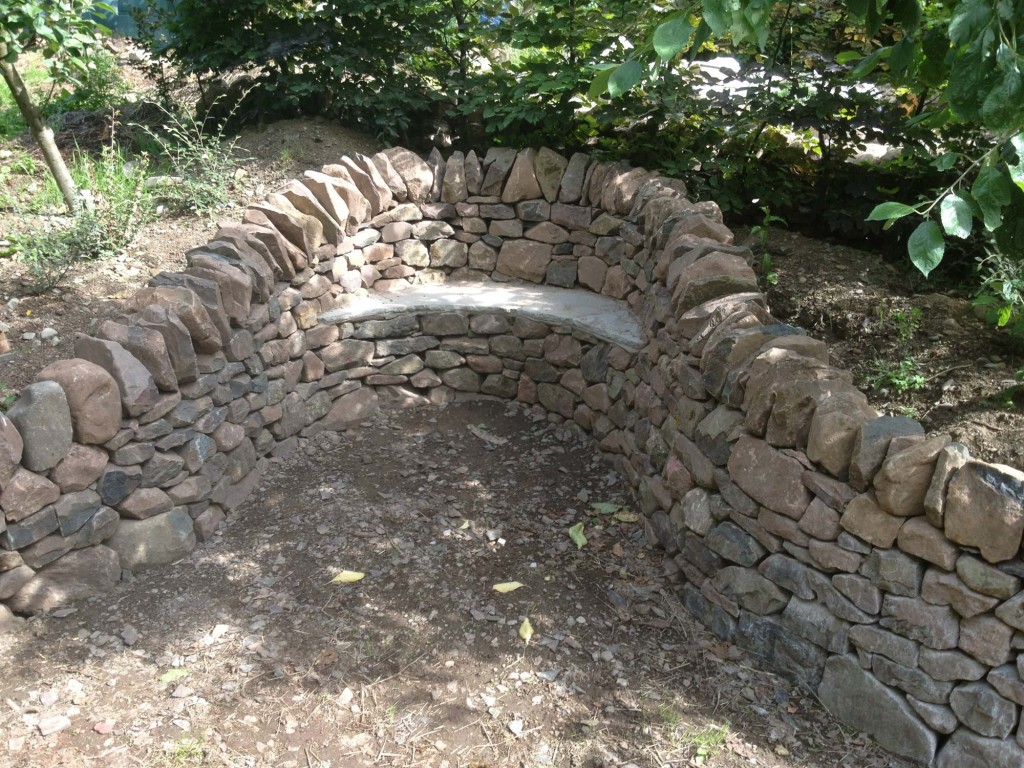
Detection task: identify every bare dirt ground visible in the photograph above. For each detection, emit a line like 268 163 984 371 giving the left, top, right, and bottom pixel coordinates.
0 399 910 768
749 228 1024 468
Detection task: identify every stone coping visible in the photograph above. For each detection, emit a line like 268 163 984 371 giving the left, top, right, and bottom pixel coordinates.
319 282 645 352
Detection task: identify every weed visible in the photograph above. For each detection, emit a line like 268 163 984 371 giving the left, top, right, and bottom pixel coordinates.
865 358 927 394
0 384 16 411
164 736 205 766
13 143 152 292
677 722 730 765
136 99 244 217
760 252 779 287
48 51 128 116
749 204 787 252
890 308 923 345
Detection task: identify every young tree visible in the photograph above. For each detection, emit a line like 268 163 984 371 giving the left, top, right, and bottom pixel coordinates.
0 0 115 212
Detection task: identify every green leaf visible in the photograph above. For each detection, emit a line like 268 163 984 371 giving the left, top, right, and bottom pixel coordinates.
940 193 973 239
891 0 922 31
591 502 621 515
850 48 885 79
835 51 862 64
701 0 734 35
159 669 190 684
949 0 994 47
933 152 959 171
907 221 945 277
867 201 917 221
568 522 588 549
607 60 643 98
980 66 1024 133
653 15 693 60
972 165 1013 231
588 66 614 99
888 37 916 78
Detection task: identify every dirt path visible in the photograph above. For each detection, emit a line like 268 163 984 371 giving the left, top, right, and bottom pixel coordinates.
0 400 909 768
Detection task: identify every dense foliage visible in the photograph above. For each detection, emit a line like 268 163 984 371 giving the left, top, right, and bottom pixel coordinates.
135 1 1024 332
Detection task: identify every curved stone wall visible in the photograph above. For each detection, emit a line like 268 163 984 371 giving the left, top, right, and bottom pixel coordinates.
1 145 1023 765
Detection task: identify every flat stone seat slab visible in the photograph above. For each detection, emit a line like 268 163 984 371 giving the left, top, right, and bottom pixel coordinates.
320 283 644 352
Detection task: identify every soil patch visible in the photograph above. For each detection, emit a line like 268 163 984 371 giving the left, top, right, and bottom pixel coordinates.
0 400 908 768
746 226 1024 468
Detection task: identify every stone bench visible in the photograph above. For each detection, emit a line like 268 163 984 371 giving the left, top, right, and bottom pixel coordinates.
321 282 644 354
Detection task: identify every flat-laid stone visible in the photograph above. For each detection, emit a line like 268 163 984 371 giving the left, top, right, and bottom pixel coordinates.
705 521 766 567
950 682 1017 738
840 491 903 548
881 595 959 649
959 614 1013 667
54 490 101 536
780 597 848 652
862 548 924 597
988 664 1024 706
7 545 120 613
107 508 195 570
798 497 841 540
320 283 642 352
897 516 958 570
922 567 998 619
849 624 919 666
957 555 1022 598
6 381 73 472
495 239 552 283
944 460 1024 563
727 436 812 519
906 697 958 735
711 566 788 615
920 647 988 682
872 656 954 704
817 655 937 765
0 468 60 523
49 444 107 493
935 729 1024 768
323 388 378 431
832 573 882 615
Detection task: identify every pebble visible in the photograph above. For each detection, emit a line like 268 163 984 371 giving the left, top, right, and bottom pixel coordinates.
37 715 71 736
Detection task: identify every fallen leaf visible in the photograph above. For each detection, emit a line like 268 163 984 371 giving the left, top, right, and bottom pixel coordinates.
591 502 620 515
158 669 189 684
329 570 365 584
568 522 587 549
468 424 508 445
613 510 639 523
492 581 524 593
519 617 534 645
459 520 470 530
611 543 624 557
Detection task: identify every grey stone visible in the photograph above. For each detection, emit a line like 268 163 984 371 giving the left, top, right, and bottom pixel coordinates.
935 729 1024 768
906 697 958 734
8 545 120 613
925 443 971 527
945 460 1024 563
106 508 196 570
920 647 988 682
35 358 122 445
957 555 1022 598
848 416 925 491
710 566 789 615
849 624 919 667
705 521 766 567
872 655 954 704
862 548 924 597
817 655 937 765
6 381 73 472
881 595 960 649
74 334 160 417
949 682 1017 738
780 597 849 653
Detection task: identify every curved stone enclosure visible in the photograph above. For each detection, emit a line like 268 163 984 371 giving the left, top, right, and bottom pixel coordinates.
2 145 1024 765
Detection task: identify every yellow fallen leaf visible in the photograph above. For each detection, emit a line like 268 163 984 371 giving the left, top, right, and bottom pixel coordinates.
613 510 639 523
519 617 534 644
492 581 524 593
459 520 470 529
329 570 365 584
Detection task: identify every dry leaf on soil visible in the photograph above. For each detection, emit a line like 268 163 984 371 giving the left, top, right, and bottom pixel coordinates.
329 570 365 584
492 581 524 593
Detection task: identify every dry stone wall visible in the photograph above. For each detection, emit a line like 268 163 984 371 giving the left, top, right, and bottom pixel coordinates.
1 144 1023 766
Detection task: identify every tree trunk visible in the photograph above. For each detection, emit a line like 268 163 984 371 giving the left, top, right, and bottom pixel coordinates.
0 43 80 213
